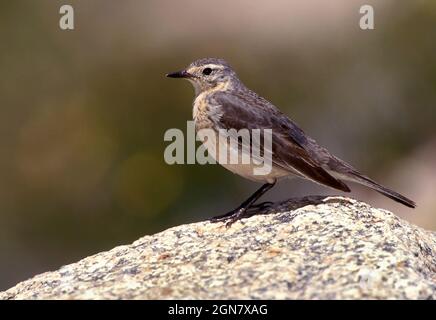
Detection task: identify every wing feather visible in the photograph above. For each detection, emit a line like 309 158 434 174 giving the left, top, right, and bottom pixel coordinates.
210 91 350 192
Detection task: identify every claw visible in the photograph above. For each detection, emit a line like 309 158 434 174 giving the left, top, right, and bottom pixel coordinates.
210 209 239 222
210 208 246 226
209 182 277 226
245 201 274 214
210 201 276 227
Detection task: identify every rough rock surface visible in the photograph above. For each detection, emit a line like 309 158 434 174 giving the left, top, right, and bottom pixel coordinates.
1 196 435 300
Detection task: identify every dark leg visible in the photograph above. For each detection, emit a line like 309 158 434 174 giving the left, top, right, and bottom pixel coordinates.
210 181 276 227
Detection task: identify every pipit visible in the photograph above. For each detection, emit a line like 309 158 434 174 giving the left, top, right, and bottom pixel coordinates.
167 58 415 226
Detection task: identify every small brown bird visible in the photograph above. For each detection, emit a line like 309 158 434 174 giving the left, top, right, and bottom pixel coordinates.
167 58 415 226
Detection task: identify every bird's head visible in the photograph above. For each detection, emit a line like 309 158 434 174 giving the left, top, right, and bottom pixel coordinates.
166 58 237 96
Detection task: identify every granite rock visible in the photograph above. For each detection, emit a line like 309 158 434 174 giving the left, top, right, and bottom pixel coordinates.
1 196 435 300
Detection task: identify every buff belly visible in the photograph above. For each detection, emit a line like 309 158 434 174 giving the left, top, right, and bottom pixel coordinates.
198 130 291 184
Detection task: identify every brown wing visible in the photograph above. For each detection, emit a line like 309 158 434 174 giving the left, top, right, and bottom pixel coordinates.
209 91 350 192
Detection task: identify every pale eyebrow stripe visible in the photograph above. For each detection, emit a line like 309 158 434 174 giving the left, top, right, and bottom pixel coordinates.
189 64 224 73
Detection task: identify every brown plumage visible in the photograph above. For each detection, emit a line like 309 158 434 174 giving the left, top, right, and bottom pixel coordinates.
167 58 415 226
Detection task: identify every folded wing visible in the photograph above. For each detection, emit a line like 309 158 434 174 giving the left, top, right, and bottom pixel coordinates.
210 91 351 192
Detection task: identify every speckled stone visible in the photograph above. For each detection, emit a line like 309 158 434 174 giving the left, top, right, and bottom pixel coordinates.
1 196 435 300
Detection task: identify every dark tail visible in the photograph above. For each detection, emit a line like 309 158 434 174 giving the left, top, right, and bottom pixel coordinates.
346 171 416 208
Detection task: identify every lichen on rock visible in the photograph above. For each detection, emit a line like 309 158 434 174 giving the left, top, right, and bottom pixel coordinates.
1 196 435 300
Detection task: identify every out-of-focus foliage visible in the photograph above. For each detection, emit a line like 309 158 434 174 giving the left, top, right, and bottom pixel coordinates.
0 0 435 290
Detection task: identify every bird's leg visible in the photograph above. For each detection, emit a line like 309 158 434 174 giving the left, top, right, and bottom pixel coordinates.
210 181 276 227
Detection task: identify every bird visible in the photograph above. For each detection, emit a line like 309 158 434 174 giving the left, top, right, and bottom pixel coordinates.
166 58 415 226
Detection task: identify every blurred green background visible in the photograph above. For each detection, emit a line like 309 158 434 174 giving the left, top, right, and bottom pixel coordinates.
0 0 435 290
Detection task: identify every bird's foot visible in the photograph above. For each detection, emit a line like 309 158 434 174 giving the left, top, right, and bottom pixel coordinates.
210 208 245 227
210 201 275 228
210 207 249 228
245 201 274 214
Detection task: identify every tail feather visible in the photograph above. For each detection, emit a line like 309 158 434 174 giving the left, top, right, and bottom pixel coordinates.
345 171 416 208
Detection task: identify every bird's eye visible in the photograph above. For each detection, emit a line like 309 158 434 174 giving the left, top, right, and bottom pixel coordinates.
202 67 212 75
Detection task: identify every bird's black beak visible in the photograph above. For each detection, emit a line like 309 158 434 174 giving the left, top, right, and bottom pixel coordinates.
166 70 191 78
